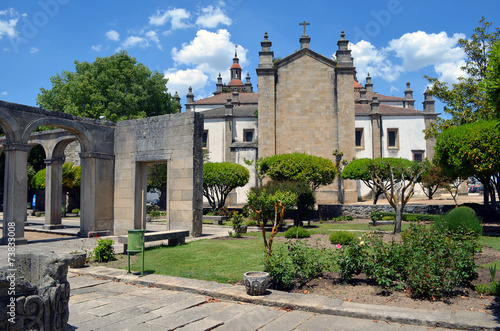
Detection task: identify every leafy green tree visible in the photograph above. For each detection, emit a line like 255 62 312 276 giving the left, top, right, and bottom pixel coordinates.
31 162 81 211
247 187 297 261
418 160 452 200
368 158 425 234
424 18 500 138
37 50 179 122
434 120 500 213
341 158 386 204
203 162 250 210
482 41 500 118
256 153 336 191
147 164 168 210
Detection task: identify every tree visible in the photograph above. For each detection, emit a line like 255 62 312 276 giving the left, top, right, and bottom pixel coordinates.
434 120 500 213
418 160 453 200
203 162 250 210
482 40 500 118
31 162 81 212
424 18 500 138
37 50 179 122
256 153 337 191
341 158 386 204
368 158 425 234
247 188 297 262
147 163 168 210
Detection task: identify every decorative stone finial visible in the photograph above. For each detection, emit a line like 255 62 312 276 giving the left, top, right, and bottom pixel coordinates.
340 30 346 39
264 32 268 40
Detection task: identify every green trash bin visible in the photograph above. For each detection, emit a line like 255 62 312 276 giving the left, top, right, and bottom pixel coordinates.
127 229 145 276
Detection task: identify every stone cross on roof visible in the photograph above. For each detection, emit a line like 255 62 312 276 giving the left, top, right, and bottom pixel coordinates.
299 21 310 36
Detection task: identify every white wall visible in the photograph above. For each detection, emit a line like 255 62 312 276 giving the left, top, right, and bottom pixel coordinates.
381 116 426 160
234 118 258 142
354 116 372 159
203 119 225 163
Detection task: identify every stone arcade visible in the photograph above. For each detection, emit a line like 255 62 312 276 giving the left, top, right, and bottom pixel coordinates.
0 101 203 244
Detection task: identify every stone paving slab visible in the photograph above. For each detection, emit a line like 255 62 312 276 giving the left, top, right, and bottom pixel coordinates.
68 266 500 330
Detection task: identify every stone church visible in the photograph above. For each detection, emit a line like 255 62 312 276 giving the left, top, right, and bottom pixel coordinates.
185 28 437 205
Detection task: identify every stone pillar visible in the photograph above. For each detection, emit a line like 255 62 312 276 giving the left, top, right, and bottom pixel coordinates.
78 153 114 237
256 32 276 158
43 158 65 230
335 31 357 204
370 96 382 158
365 74 373 93
423 89 437 161
404 82 415 109
224 99 234 163
134 162 148 230
1 143 30 245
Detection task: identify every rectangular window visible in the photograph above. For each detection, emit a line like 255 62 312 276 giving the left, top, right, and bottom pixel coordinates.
387 128 399 149
355 128 364 148
243 129 254 142
202 130 208 149
412 150 424 162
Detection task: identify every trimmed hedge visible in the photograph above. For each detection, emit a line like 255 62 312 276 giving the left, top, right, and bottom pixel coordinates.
370 211 439 223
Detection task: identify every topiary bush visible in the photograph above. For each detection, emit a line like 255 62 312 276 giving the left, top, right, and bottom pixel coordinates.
329 231 357 245
284 226 311 239
437 206 482 236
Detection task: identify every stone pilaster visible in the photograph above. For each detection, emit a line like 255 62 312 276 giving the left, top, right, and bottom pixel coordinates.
335 31 357 204
256 32 276 158
423 89 437 161
370 96 382 158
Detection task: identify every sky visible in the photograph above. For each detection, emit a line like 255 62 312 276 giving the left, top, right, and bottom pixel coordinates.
0 0 499 117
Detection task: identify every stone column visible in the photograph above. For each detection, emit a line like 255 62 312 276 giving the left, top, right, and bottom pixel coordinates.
78 152 114 237
43 158 65 230
134 162 147 230
1 143 30 245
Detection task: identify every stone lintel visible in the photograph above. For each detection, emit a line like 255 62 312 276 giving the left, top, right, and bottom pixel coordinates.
4 143 31 151
80 151 115 160
256 68 275 76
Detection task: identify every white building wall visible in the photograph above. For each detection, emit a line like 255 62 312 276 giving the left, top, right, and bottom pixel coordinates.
204 119 225 163
381 116 426 160
354 116 372 159
234 149 258 204
234 118 258 142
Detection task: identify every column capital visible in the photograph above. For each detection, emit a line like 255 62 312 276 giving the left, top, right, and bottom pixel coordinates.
4 143 30 152
44 157 65 165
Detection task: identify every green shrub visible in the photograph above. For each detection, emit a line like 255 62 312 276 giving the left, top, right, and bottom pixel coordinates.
337 223 481 298
437 206 482 236
266 241 333 290
476 282 500 295
71 208 80 215
93 238 116 262
245 220 258 226
147 204 160 213
329 231 357 245
230 212 244 238
370 211 439 223
382 216 394 221
285 226 311 239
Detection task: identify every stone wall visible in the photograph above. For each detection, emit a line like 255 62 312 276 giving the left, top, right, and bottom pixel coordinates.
113 112 203 236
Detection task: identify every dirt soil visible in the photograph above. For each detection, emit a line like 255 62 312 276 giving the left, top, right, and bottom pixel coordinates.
267 221 500 315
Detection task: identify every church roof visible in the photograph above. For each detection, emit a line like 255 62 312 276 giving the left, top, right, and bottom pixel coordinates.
355 103 425 115
231 63 242 69
192 92 258 105
354 91 406 102
202 104 258 119
354 81 363 89
228 79 244 86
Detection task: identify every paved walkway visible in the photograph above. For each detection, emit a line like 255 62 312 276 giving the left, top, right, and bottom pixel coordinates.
2 216 500 330
68 270 456 331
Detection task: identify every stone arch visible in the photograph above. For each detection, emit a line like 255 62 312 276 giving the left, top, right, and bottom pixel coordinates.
0 107 21 143
22 117 92 153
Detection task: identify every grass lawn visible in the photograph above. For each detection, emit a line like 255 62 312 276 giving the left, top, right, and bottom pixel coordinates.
127 238 267 283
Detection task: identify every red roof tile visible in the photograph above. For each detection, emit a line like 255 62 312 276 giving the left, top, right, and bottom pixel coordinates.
228 79 244 86
355 103 424 115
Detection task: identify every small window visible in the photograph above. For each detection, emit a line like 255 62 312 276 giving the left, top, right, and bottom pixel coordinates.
243 129 254 142
412 150 424 162
387 128 399 149
355 128 364 148
202 130 208 149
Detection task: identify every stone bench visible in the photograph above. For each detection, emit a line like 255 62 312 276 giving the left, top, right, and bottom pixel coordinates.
118 230 189 251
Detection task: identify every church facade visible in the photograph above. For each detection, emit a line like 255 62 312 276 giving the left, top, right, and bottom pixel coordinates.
185 29 437 205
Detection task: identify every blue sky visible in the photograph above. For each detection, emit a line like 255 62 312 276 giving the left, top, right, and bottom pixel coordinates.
0 0 499 116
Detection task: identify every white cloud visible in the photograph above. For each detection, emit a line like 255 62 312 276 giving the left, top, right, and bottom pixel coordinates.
351 31 467 85
1 91 7 96
29 47 39 54
0 8 21 39
164 68 209 97
122 36 149 49
196 4 232 28
91 44 102 51
145 30 162 50
351 40 402 82
106 30 120 41
171 29 248 82
387 31 465 72
149 8 191 30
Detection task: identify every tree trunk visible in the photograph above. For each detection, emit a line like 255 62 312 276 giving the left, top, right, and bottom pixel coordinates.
394 204 403 234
